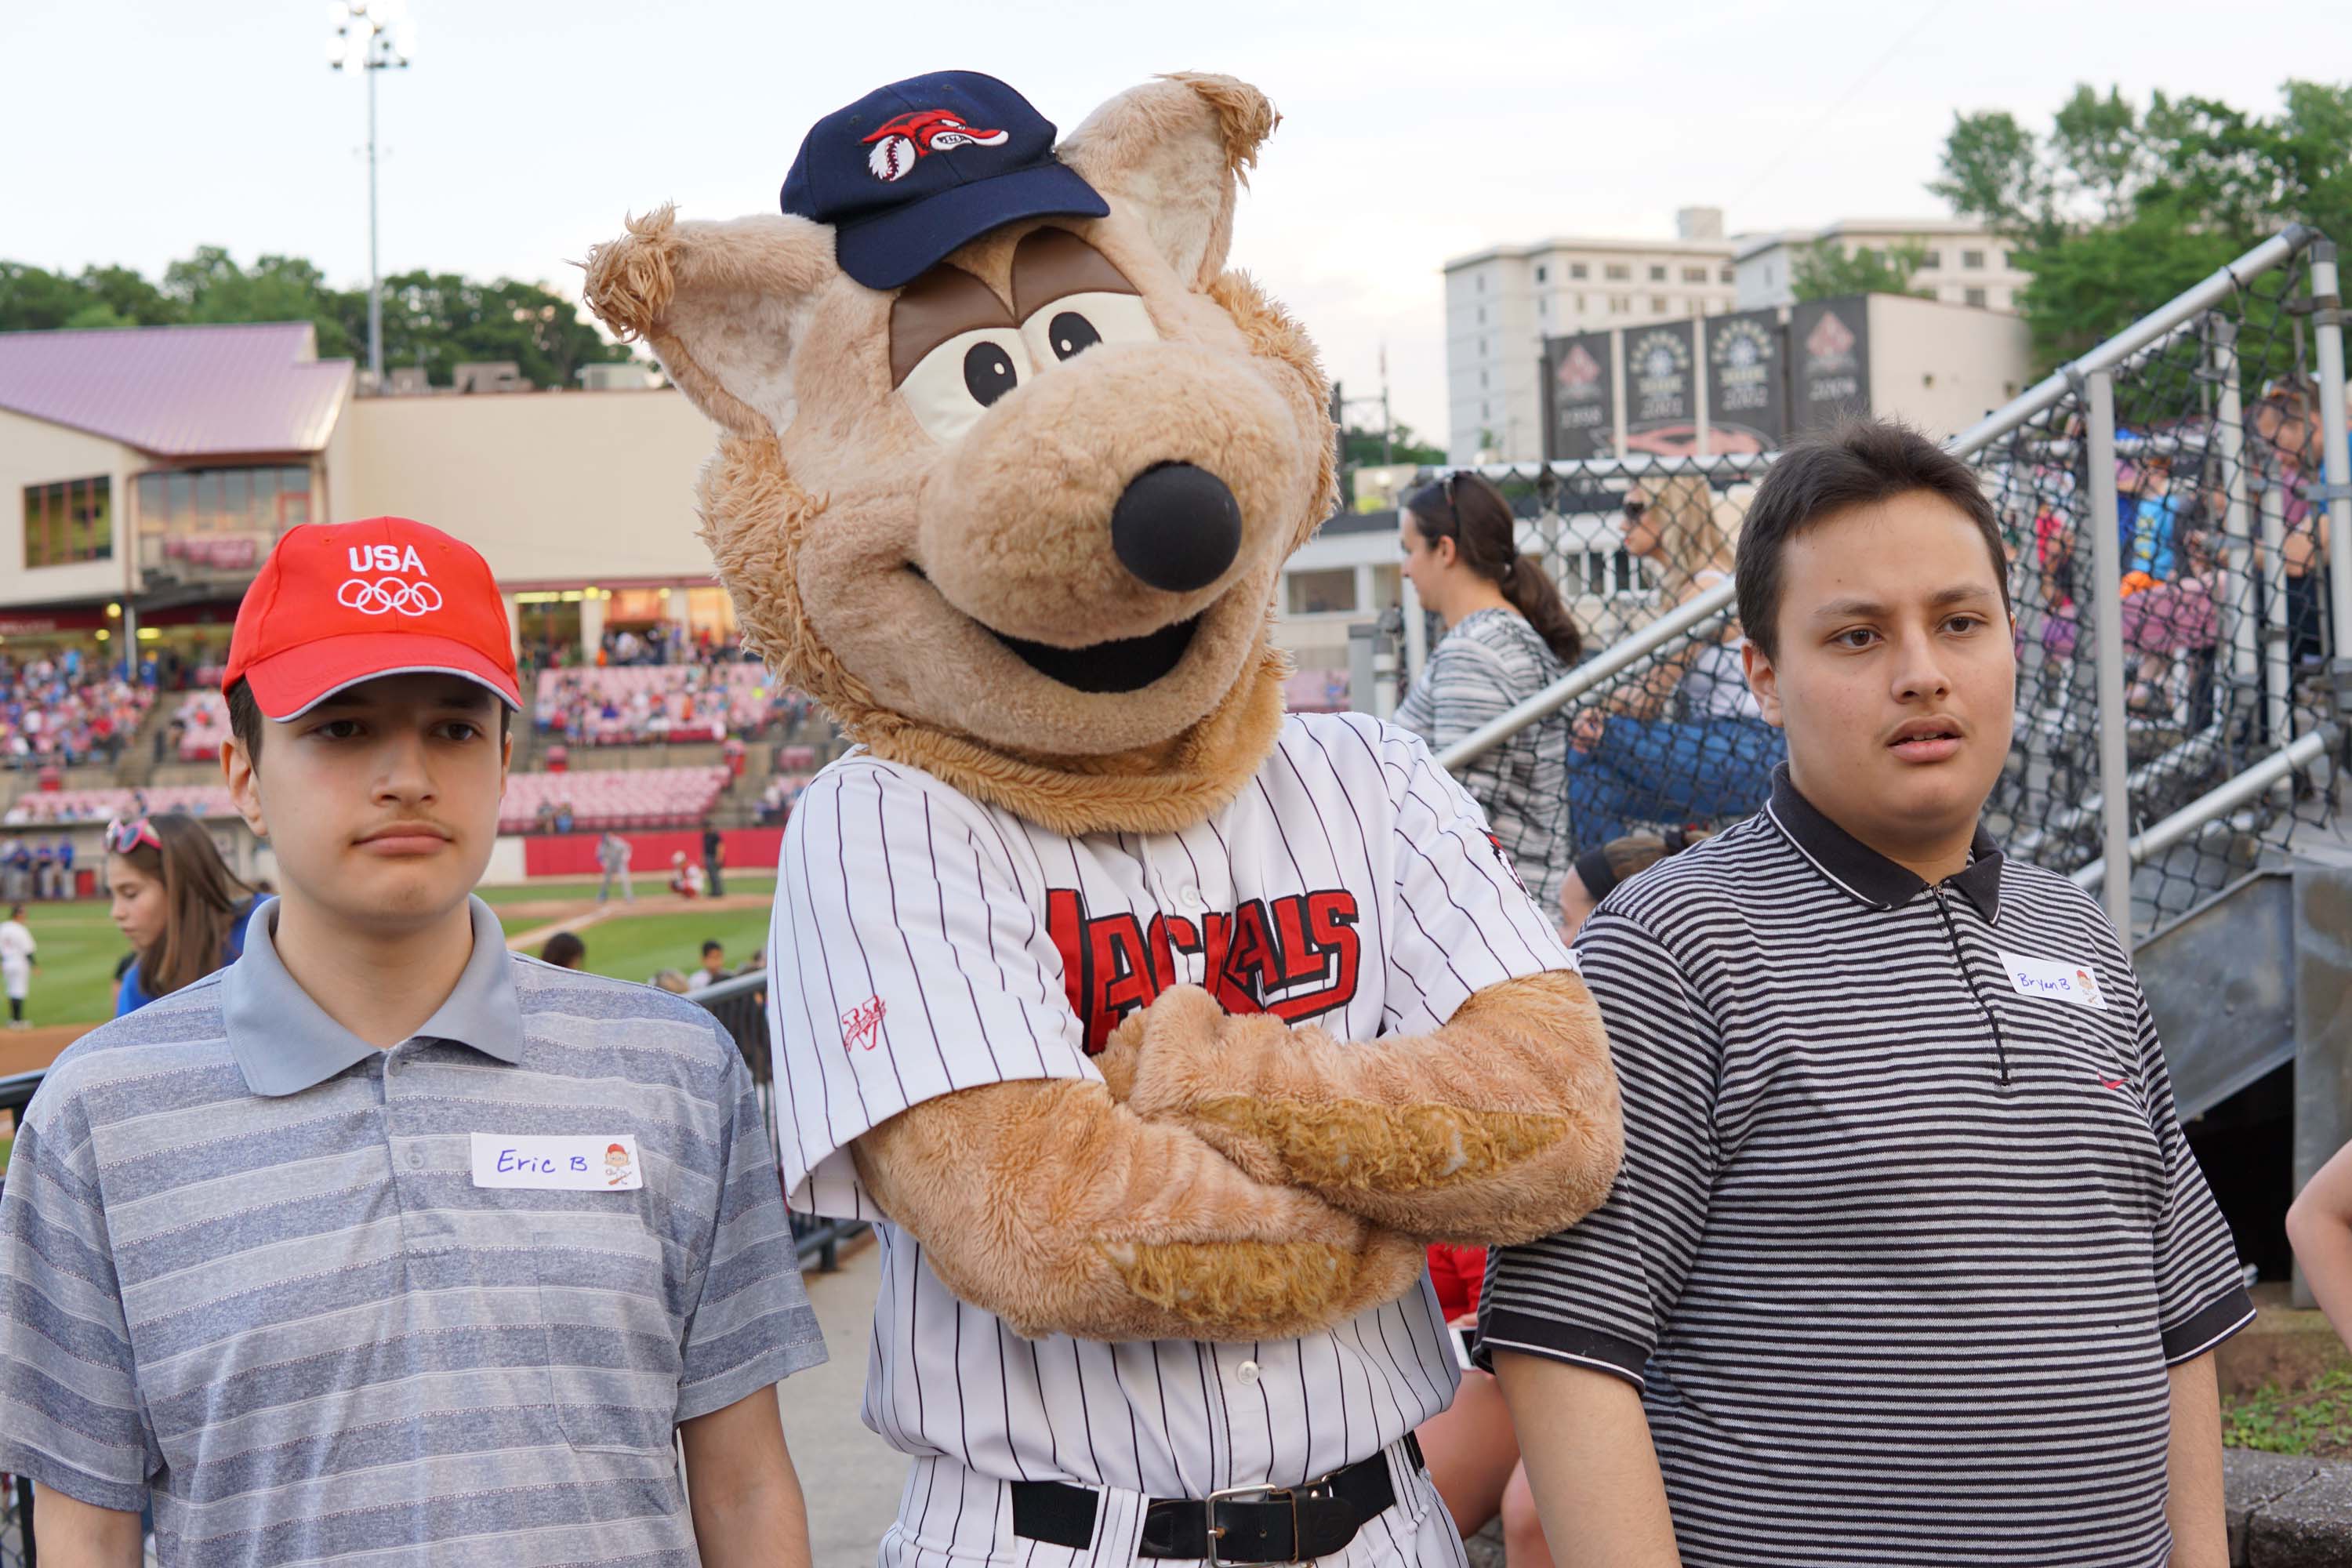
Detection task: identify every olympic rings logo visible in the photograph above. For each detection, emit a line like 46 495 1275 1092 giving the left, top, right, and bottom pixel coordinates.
337 576 444 617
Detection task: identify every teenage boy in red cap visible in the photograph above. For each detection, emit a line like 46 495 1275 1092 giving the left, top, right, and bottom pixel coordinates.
0 518 826 1566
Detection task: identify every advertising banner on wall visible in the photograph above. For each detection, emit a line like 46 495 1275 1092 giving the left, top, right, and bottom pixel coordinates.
1703 310 1787 452
1542 331 1617 461
1790 295 1871 434
1623 321 1699 454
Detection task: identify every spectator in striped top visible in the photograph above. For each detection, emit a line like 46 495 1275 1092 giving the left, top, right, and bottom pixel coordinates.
1 519 824 1566
1396 471 1583 911
1486 420 2250 1567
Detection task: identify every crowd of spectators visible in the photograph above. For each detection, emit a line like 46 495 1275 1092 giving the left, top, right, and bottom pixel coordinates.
2020 383 2335 734
756 773 815 825
533 664 815 746
1 652 154 771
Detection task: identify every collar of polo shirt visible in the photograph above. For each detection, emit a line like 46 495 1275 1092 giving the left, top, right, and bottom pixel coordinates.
1763 764 2005 923
223 895 526 1095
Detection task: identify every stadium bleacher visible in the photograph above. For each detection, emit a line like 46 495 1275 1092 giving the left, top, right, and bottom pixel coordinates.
2 766 732 835
499 765 731 833
2 783 234 826
535 665 804 745
172 691 234 760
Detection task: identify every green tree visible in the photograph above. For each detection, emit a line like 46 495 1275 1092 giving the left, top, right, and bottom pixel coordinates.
2 245 633 388
1934 79 2352 368
1789 237 1933 301
1344 420 1446 466
0 263 99 331
374 270 633 389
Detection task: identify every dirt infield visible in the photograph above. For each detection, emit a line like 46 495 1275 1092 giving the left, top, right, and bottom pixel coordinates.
0 1025 85 1078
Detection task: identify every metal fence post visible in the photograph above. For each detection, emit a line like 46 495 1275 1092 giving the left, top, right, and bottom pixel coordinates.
2309 239 2352 713
1347 622 1377 715
2085 370 2136 945
2213 321 2261 715
2263 461 2292 749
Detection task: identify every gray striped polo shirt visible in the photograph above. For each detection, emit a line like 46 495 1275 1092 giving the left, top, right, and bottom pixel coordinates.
0 896 825 1566
1479 767 2251 1565
1395 607 1571 912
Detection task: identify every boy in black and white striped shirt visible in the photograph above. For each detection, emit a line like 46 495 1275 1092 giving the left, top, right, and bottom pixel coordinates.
1483 421 2249 1567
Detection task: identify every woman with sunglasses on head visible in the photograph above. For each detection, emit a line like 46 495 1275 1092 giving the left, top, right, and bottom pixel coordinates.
107 813 258 1016
1396 471 1583 913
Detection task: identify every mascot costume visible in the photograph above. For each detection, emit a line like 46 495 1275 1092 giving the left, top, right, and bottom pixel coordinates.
586 70 1621 1567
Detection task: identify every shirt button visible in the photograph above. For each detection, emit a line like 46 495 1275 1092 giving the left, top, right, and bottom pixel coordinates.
1235 1359 1260 1386
1178 884 1203 907
405 1149 425 1171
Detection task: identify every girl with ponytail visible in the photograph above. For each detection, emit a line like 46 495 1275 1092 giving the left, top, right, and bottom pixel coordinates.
1395 471 1581 910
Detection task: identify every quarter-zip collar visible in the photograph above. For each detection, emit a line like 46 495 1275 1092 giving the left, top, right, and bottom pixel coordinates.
1763 763 2005 924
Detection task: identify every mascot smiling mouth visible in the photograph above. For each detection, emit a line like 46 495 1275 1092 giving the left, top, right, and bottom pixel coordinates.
991 613 1200 693
909 563 1203 694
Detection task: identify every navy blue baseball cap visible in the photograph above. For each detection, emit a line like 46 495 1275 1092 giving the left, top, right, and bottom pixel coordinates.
782 71 1110 292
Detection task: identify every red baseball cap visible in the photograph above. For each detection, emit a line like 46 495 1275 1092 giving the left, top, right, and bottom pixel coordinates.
224 517 522 720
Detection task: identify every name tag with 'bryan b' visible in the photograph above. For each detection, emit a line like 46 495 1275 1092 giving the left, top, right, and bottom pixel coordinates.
470 1133 644 1191
1997 950 2109 1011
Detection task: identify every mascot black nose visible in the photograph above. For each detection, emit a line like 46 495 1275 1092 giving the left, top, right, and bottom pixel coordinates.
1110 463 1243 593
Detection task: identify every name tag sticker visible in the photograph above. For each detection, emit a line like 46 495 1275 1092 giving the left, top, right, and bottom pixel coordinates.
470 1133 643 1191
1997 950 2109 1012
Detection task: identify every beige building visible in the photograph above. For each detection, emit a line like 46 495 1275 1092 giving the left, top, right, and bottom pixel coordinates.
0 321 729 670
1444 207 1737 464
1735 218 2030 314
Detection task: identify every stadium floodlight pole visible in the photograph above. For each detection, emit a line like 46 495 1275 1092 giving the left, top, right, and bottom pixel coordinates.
328 1 414 387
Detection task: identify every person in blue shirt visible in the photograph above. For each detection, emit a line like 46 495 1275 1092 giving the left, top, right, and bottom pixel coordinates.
104 813 257 1014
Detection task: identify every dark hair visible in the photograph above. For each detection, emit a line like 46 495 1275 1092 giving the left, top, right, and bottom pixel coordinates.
1405 474 1584 666
227 677 510 767
700 939 724 957
539 931 586 969
111 812 252 998
1734 419 2009 662
1573 826 1711 904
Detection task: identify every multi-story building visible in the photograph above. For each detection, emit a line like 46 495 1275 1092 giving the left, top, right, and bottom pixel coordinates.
1444 208 1738 464
1734 217 2029 314
1446 211 2035 464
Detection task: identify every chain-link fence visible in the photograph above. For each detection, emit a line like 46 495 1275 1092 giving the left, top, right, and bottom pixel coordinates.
1400 234 2344 940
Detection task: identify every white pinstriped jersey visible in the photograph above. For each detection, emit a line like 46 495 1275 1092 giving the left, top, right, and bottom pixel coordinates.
765 712 1576 1499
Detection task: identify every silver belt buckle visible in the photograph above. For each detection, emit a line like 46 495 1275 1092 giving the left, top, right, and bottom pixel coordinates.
1203 1468 1341 1566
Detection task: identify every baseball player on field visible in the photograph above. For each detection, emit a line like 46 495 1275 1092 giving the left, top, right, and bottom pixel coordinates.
584 68 1623 1566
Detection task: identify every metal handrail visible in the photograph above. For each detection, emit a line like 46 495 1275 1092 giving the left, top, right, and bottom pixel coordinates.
2068 728 2338 891
1437 226 2321 784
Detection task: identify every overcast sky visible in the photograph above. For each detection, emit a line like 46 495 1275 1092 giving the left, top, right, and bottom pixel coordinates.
6 0 2346 446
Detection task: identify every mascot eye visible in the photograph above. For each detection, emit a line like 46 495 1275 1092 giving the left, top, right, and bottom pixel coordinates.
900 326 1032 445
1019 291 1157 370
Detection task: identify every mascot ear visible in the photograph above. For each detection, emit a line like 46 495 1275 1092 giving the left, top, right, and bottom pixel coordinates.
581 205 837 441
1059 73 1278 291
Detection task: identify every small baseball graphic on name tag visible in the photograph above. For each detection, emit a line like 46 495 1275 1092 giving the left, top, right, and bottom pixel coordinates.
471 1133 643 1190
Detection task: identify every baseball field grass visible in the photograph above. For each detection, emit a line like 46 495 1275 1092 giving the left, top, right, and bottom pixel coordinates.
12 875 782 1030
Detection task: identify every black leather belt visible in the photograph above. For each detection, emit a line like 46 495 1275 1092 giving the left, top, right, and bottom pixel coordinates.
1010 1434 1421 1563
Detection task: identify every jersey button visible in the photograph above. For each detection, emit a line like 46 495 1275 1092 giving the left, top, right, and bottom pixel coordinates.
1178 884 1203 907
405 1148 425 1171
1235 1359 1261 1386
